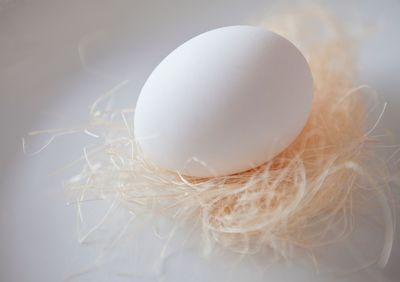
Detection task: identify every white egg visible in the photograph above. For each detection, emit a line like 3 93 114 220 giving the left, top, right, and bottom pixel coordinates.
134 26 313 177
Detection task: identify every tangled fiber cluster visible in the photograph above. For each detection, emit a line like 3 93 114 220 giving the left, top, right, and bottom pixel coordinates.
27 6 394 267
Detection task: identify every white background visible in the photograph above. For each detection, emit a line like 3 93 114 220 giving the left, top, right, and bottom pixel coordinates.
1 0 400 281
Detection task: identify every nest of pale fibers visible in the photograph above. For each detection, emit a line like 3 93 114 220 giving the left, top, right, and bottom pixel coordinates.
51 6 396 266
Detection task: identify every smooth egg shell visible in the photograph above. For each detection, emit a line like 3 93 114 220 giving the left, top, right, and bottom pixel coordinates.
134 26 313 177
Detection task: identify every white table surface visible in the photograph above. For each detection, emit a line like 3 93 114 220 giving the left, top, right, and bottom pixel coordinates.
1 1 400 281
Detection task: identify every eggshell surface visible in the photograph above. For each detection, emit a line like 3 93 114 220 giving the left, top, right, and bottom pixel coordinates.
134 26 313 177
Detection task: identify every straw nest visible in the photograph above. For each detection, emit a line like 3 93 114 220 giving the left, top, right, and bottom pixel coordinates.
26 5 396 267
